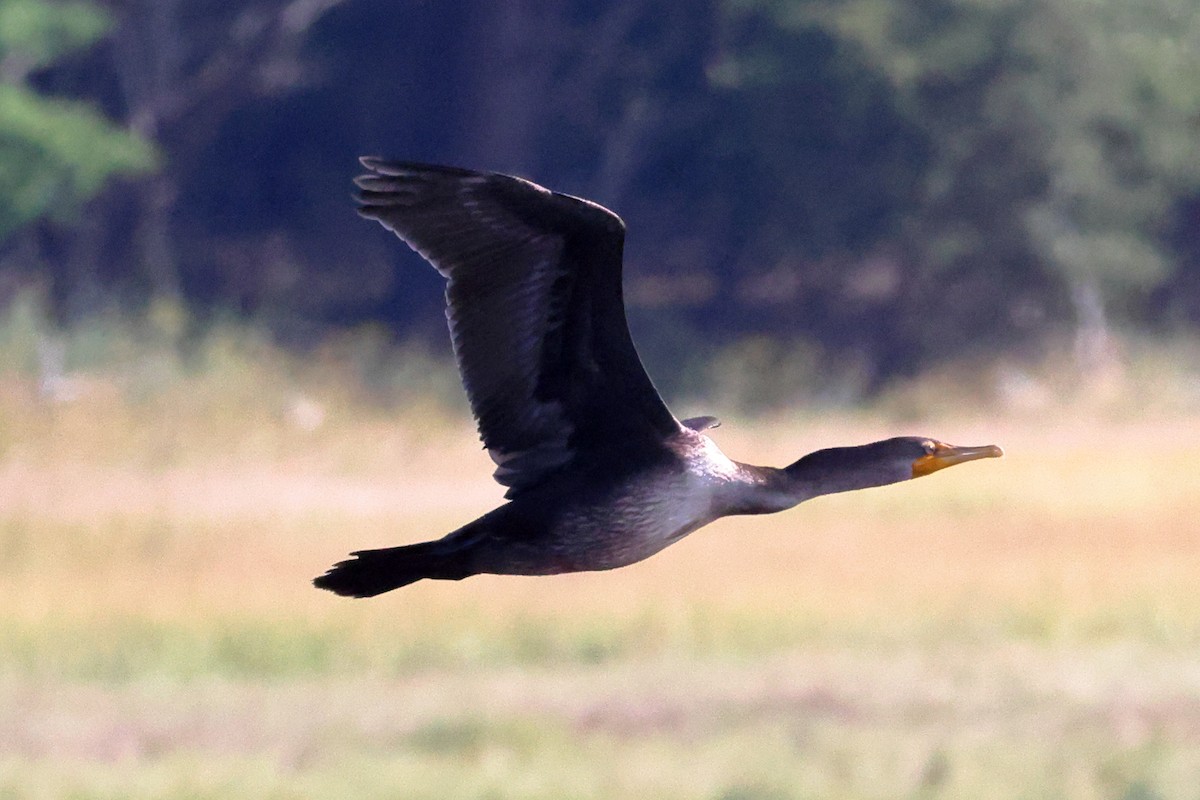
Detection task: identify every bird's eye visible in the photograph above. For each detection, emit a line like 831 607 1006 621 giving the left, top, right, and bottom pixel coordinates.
922 440 937 454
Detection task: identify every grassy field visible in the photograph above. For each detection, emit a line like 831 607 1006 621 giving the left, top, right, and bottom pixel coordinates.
1 329 1199 799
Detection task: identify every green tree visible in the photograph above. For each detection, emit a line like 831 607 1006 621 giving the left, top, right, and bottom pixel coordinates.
0 0 155 242
724 0 1200 373
712 0 1012 378
817 0 1200 346
1016 0 1200 348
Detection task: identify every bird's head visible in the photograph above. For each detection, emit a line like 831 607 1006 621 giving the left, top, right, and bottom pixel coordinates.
906 437 1004 478
786 436 1003 498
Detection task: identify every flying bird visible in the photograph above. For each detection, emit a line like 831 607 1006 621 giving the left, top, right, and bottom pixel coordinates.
314 159 1002 598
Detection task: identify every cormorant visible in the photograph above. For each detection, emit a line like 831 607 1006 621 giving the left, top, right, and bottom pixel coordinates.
313 160 1002 598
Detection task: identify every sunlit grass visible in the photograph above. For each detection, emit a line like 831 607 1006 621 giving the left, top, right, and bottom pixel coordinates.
1 307 1199 798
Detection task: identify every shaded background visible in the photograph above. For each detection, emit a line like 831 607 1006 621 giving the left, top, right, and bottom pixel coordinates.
4 0 1200 393
3 1 1200 798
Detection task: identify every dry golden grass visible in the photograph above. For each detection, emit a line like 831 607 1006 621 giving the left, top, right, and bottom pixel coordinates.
1 351 1199 798
3 388 1195 629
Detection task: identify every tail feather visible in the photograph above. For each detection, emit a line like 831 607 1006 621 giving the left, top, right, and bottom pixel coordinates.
313 540 471 598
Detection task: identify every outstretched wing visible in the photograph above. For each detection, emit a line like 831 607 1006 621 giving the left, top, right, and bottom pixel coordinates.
355 159 681 496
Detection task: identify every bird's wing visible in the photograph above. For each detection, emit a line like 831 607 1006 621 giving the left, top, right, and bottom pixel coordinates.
355 159 681 496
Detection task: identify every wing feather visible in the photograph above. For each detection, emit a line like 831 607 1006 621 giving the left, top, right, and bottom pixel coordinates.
356 159 680 495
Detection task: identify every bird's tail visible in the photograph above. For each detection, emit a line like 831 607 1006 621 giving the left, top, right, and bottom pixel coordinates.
313 537 474 598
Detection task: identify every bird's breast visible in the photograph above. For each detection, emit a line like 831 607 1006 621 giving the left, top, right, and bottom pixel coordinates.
545 439 738 571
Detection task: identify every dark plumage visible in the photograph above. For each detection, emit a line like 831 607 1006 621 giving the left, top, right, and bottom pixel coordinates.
314 160 1002 598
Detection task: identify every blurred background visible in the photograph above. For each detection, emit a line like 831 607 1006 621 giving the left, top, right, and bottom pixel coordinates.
1 0 1199 798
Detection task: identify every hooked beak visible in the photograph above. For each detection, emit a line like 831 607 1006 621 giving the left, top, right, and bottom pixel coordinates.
912 442 1003 478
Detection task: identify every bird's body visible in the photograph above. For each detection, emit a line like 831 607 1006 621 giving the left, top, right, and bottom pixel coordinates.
314 160 1002 598
506 430 756 574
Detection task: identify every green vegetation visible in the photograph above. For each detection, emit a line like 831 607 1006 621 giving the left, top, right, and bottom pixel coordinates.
1 0 1198 382
0 0 156 240
709 0 1200 370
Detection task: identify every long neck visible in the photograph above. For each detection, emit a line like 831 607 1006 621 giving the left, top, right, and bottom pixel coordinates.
721 444 904 516
782 444 904 499
720 463 810 515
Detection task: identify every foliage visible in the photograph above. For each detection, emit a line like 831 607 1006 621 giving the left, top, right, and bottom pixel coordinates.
818 0 1200 312
0 0 108 70
719 0 1200 372
4 0 1200 383
0 0 156 242
0 84 157 239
